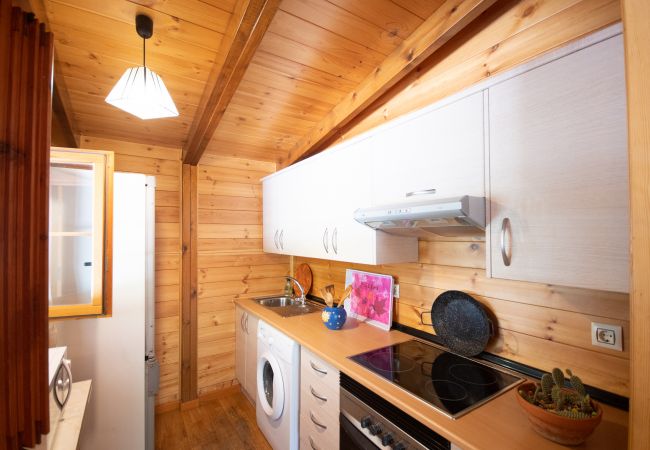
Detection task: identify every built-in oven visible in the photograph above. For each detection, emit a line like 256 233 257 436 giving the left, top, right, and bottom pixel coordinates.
340 373 451 450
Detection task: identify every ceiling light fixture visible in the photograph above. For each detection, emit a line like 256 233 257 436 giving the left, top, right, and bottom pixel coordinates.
105 14 179 120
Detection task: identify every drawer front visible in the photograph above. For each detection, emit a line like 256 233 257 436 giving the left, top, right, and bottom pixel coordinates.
300 410 339 450
301 383 339 423
301 348 339 394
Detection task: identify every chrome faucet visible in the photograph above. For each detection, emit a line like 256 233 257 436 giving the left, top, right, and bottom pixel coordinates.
284 276 305 304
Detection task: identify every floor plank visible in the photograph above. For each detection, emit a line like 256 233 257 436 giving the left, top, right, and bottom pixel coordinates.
156 387 272 450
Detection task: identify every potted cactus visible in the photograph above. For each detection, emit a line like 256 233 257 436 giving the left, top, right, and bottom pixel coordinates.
515 368 603 446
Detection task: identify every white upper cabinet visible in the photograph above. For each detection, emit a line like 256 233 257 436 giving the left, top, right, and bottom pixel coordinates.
371 91 485 206
262 136 417 265
487 34 629 292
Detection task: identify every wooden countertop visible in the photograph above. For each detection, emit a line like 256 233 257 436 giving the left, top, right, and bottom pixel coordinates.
236 299 628 450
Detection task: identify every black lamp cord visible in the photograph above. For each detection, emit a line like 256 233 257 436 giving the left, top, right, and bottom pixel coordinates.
143 37 147 84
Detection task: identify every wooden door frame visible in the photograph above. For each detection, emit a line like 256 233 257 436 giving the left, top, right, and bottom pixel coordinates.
621 0 650 448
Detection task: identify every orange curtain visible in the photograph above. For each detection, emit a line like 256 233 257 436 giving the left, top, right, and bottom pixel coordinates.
0 1 53 448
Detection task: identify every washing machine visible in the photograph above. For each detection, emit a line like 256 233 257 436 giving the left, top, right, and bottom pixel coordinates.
256 320 300 450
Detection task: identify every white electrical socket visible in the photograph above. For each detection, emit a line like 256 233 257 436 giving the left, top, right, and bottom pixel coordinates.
591 322 623 351
393 284 400 299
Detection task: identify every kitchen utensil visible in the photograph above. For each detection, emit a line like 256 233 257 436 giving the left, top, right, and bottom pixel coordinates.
294 263 312 297
420 290 492 357
320 286 335 307
337 285 352 308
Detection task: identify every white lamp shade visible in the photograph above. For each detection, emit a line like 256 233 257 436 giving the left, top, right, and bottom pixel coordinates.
105 66 179 120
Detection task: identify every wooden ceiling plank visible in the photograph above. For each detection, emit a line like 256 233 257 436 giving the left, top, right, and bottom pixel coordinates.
45 1 221 63
126 0 233 33
326 0 425 40
48 0 225 53
182 0 281 165
279 0 410 56
391 0 447 20
280 0 496 168
252 50 359 92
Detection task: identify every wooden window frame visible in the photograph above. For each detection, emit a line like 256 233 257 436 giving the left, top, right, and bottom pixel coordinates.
48 147 114 318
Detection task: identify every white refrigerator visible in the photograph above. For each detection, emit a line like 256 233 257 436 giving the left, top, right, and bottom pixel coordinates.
50 172 158 450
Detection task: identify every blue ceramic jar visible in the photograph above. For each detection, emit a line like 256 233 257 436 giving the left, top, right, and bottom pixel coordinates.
321 307 347 330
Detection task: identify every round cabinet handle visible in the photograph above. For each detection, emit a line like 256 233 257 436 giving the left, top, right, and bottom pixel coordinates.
310 361 327 375
309 437 319 450
279 229 284 250
322 228 329 253
500 217 512 267
273 230 279 249
406 188 436 197
310 386 328 402
332 228 338 255
310 411 327 430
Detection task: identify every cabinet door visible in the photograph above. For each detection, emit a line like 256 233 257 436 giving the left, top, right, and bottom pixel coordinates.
327 137 376 263
488 35 629 292
263 175 282 254
371 91 485 206
235 307 246 388
244 313 259 400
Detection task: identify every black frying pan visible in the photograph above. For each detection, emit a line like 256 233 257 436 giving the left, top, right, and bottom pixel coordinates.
420 290 493 357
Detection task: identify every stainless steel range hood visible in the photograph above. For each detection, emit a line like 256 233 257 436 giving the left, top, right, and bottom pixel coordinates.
354 195 485 238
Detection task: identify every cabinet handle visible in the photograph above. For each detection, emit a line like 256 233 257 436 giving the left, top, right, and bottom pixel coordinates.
274 230 279 249
500 217 512 267
310 386 328 402
244 313 249 334
309 437 319 450
406 188 436 197
279 229 284 250
309 411 327 430
310 360 327 375
332 228 338 255
322 228 329 253
240 313 245 331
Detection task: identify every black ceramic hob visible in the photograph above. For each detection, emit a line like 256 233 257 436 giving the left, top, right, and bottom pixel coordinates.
348 339 523 419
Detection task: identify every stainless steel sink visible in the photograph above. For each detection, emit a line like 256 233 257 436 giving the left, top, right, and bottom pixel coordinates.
254 295 322 317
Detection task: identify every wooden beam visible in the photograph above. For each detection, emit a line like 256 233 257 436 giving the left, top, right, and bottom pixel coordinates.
279 0 496 168
51 84 77 148
181 164 198 402
182 0 281 165
25 0 80 148
622 0 650 448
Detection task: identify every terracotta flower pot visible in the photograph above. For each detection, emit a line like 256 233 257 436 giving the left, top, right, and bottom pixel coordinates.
515 382 603 446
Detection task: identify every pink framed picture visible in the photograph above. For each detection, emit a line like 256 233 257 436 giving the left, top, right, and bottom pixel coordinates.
345 269 394 331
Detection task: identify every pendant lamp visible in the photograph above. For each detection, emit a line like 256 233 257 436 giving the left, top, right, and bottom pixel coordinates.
105 15 179 120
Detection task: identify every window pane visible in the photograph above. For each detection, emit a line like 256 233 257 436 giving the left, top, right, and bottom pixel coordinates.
49 163 96 306
49 235 93 305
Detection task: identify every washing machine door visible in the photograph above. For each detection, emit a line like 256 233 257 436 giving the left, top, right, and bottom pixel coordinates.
257 351 285 420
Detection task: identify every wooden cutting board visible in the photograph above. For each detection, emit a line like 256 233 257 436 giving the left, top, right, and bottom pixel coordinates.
294 263 313 296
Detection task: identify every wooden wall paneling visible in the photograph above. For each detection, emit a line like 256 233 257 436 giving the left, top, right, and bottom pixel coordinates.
621 0 650 446
196 155 289 396
183 0 281 165
80 135 182 406
280 0 497 168
181 164 198 402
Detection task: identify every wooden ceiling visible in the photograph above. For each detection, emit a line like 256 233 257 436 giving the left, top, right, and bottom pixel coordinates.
33 0 492 164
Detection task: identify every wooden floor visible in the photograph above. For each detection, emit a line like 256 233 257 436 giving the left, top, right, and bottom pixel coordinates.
156 387 272 450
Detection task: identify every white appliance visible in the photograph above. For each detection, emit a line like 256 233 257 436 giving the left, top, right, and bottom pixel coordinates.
49 172 157 450
256 321 300 450
354 195 486 238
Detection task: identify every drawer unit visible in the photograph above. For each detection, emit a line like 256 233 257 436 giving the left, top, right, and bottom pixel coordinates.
300 347 340 450
300 409 339 450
